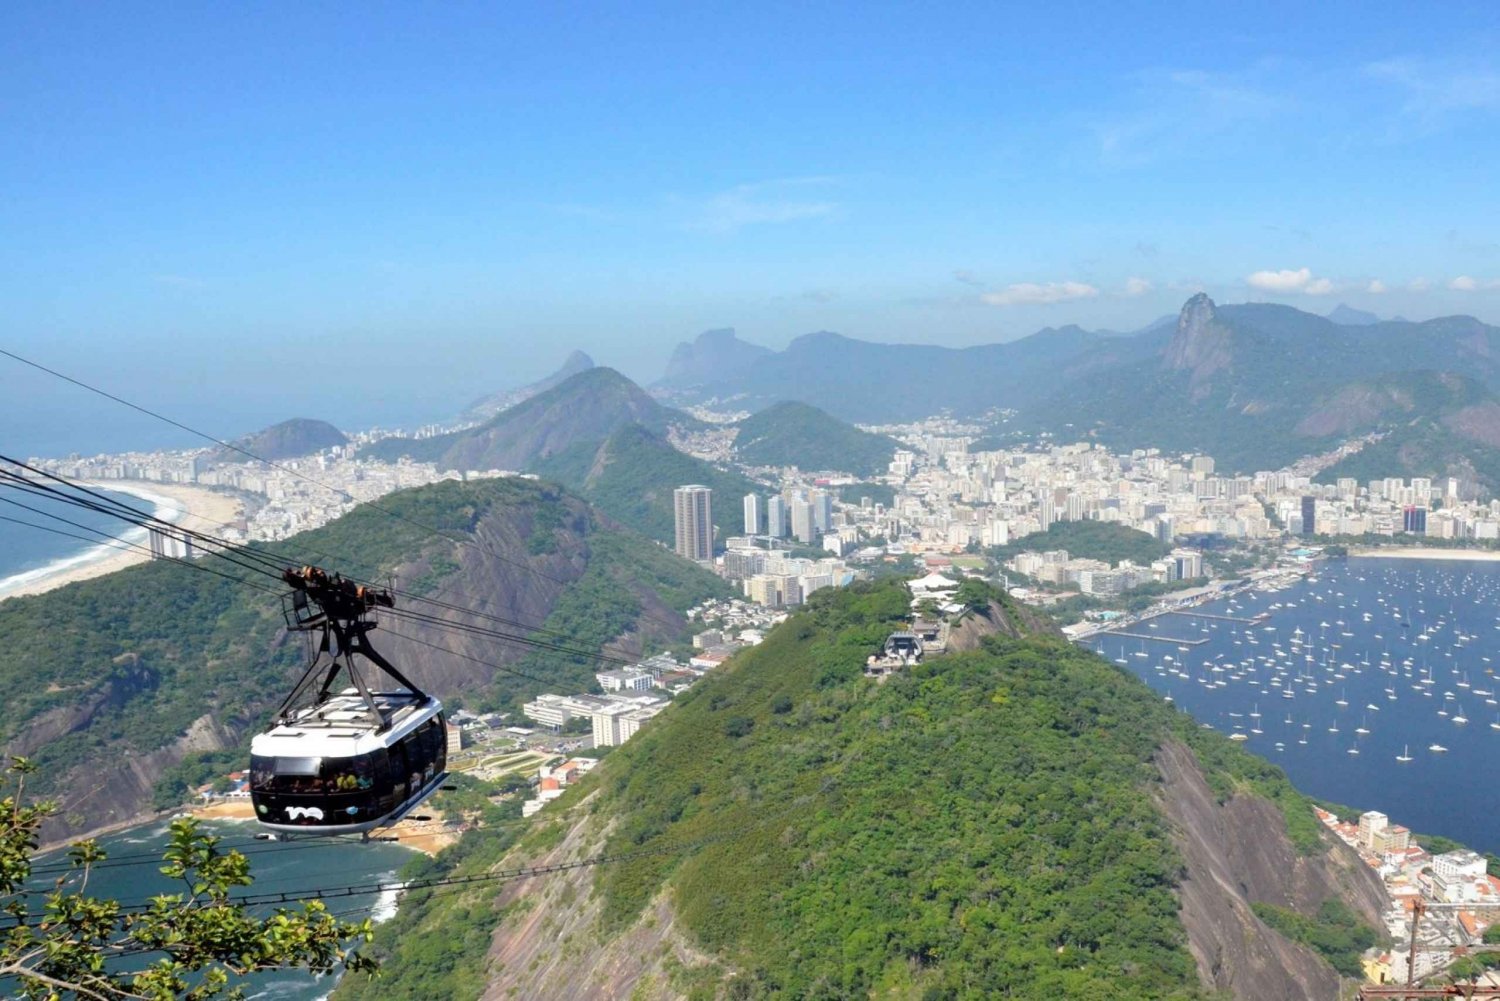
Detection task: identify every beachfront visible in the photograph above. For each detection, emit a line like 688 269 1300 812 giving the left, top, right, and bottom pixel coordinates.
0 480 245 602
190 798 459 855
1351 546 1500 562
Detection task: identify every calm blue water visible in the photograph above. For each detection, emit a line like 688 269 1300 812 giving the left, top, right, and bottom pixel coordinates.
25 820 415 1000
0 486 159 585
1090 557 1500 856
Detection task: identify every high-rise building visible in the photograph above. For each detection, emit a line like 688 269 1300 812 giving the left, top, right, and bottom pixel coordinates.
673 485 713 562
766 495 787 538
791 497 816 544
811 489 833 533
1403 505 1428 535
743 493 763 535
1300 495 1317 537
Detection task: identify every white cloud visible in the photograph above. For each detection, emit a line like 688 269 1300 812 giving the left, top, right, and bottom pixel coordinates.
1451 275 1479 291
1246 268 1307 292
1123 276 1152 297
1366 279 1387 294
981 281 1099 307
1246 267 1323 293
1410 277 1432 292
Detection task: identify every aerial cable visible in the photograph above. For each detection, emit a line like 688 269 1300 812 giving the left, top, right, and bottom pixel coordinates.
0 350 708 639
0 495 283 596
1 457 653 651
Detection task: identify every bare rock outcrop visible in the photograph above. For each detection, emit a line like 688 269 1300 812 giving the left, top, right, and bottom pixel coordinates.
1155 739 1388 1000
482 801 720 1000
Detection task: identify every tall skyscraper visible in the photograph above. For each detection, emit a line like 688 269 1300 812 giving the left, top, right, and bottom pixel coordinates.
766 495 787 538
790 497 815 543
743 493 763 535
1300 495 1316 537
673 485 713 562
811 489 833 532
1403 505 1428 535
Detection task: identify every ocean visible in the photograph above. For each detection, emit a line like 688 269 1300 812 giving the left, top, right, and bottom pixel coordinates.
24 819 415 1000
1089 556 1500 855
0 485 159 591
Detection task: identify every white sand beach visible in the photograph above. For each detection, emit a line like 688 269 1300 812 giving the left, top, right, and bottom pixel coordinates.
1350 546 1500 562
0 481 245 603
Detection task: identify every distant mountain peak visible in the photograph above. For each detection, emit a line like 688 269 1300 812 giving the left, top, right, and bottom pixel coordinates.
1163 294 1233 389
1327 303 1380 326
461 349 596 422
215 417 346 465
658 328 772 388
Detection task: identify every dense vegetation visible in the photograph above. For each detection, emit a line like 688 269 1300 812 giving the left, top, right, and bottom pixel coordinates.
0 476 723 828
1250 900 1377 977
533 423 762 547
732 401 900 476
991 519 1171 567
336 781 528 1001
839 481 896 508
578 579 1335 997
341 578 1364 998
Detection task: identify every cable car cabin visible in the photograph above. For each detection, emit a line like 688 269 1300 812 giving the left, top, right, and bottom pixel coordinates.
250 691 446 836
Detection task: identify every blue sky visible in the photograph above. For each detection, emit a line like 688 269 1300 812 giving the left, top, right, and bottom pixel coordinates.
3 2 1500 449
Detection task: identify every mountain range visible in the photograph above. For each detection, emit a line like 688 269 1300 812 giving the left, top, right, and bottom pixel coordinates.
363 367 700 472
656 299 1500 482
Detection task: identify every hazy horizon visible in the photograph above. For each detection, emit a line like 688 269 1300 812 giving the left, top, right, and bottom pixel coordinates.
5 3 1499 453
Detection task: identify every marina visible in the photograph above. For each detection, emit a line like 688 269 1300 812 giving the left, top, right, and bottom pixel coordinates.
1090 556 1500 857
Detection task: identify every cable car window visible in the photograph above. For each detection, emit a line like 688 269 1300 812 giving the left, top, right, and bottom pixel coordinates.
323 753 375 791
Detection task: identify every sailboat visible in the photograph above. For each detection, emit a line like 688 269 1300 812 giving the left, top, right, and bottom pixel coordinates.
1453 705 1468 725
1396 744 1412 762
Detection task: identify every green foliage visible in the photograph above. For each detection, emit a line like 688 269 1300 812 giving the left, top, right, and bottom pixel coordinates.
534 423 762 547
733 402 900 477
991 520 1170 568
153 750 248 811
487 526 730 712
1 759 373 999
0 476 725 825
1249 899 1378 978
590 579 1209 998
839 482 895 508
333 802 527 1001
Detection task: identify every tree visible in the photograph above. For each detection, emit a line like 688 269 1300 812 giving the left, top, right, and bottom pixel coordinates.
0 758 375 1000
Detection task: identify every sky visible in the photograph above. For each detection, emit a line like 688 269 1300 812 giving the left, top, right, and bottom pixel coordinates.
3 2 1500 452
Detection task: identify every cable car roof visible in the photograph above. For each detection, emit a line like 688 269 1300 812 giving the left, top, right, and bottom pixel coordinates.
251 691 441 757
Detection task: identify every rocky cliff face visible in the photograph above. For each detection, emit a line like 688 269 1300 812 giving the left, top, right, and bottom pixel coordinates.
1163 293 1235 395
1155 739 1389 1000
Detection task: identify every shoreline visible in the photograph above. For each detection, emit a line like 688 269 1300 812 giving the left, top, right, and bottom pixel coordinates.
0 480 245 603
1349 546 1500 562
187 799 458 856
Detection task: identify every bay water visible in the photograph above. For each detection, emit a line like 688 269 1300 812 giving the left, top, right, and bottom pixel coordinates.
1090 556 1500 855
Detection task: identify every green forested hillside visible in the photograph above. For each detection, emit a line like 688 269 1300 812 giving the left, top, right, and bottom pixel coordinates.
347 579 1344 1000
360 367 700 471
533 423 762 546
0 477 725 837
991 519 1170 567
733 401 900 476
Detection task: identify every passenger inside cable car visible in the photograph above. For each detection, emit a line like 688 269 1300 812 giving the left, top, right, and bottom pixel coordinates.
250 715 446 832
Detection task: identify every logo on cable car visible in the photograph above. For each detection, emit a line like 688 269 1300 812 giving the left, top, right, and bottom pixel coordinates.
286 806 326 821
